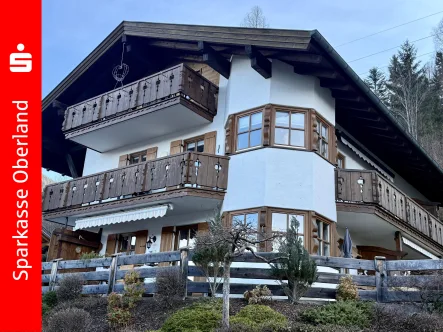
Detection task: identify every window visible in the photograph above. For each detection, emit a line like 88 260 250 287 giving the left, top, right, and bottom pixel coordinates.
175 224 198 249
274 110 305 147
185 137 205 152
316 118 329 159
118 233 137 255
271 212 305 251
232 212 259 249
237 111 263 150
316 219 331 256
337 153 345 169
129 150 147 165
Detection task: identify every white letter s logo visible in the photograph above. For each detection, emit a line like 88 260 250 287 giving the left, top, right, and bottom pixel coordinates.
10 44 32 73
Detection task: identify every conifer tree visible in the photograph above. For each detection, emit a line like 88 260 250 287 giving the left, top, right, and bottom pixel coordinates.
365 67 389 106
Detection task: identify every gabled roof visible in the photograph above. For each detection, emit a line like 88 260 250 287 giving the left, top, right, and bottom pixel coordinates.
42 21 443 203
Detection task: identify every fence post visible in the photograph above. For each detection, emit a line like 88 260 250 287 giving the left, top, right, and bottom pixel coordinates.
180 247 189 299
374 256 387 302
107 253 121 295
49 258 63 291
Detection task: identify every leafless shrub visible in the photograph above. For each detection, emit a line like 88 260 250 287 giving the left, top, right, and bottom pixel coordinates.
154 267 185 308
47 307 92 332
56 274 84 302
243 285 272 304
336 275 359 302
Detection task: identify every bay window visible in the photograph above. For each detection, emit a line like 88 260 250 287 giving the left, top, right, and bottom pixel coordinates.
274 110 306 147
316 219 331 256
237 111 263 150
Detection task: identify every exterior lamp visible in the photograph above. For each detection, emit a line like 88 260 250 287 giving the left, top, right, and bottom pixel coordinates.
146 236 157 249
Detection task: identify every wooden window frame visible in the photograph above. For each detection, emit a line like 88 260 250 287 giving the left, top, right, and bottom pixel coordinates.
174 224 199 250
129 150 147 165
117 232 137 255
184 135 205 153
315 113 333 162
315 215 332 257
337 152 346 169
234 109 264 152
272 108 308 149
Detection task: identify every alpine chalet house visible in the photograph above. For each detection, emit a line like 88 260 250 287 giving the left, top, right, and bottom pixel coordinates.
42 22 443 263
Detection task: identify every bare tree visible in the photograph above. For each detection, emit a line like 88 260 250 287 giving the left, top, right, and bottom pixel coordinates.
196 215 283 329
434 17 443 51
241 6 269 28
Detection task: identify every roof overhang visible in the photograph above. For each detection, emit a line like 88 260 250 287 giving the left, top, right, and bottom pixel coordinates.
42 21 443 202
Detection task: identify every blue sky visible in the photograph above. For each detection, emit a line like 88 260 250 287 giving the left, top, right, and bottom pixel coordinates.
42 0 443 180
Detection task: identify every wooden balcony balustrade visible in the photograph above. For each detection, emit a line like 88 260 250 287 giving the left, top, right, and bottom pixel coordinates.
42 152 229 212
335 169 443 246
62 64 218 132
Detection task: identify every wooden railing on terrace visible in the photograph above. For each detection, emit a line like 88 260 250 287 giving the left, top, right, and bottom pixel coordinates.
42 152 229 212
335 169 443 246
62 63 218 131
42 250 443 303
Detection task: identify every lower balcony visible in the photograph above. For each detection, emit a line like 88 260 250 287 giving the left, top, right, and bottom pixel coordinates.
42 152 229 227
335 169 443 258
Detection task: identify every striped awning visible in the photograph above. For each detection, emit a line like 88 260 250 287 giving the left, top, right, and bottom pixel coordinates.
74 204 172 230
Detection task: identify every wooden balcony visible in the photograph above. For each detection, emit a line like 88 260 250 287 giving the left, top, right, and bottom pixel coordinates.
62 64 218 152
335 169 443 247
42 152 229 218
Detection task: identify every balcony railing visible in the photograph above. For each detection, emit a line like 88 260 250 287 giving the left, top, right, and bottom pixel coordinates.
43 152 229 212
335 169 443 246
62 64 218 132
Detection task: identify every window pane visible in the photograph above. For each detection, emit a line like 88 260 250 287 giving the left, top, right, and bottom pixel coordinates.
322 125 328 139
323 223 330 241
291 113 304 129
290 215 304 234
290 130 304 147
275 111 289 127
323 243 330 256
272 213 287 232
246 213 258 229
178 229 188 248
321 141 329 158
141 155 147 162
237 133 249 150
238 115 250 133
250 112 263 130
275 128 289 145
316 220 322 239
232 215 244 226
187 142 196 151
197 140 204 152
317 243 322 255
250 129 262 147
131 156 139 164
299 235 304 246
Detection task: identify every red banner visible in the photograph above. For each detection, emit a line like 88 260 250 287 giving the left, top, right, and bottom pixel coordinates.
1 0 41 330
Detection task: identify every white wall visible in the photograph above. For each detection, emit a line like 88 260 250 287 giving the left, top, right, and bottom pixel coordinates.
223 148 336 221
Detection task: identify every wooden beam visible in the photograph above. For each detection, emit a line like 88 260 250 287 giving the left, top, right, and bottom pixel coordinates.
278 53 323 64
245 45 272 79
198 41 230 79
294 66 338 79
65 153 78 178
320 79 351 90
331 91 365 102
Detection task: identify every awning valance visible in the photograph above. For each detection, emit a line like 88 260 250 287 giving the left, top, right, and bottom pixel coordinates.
74 204 171 230
403 237 439 260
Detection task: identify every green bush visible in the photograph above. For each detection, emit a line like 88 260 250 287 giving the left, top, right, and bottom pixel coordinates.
47 307 92 332
43 291 58 308
161 299 222 332
230 305 288 332
301 301 373 328
56 275 84 302
80 251 103 260
291 322 362 332
42 303 51 317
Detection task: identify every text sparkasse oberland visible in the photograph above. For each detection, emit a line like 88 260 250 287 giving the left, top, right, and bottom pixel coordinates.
12 101 31 281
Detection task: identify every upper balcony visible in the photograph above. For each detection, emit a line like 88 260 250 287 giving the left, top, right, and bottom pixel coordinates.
42 152 229 223
62 64 218 152
335 169 443 253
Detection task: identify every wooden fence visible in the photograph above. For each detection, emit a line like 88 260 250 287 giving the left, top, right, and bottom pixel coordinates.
42 250 443 303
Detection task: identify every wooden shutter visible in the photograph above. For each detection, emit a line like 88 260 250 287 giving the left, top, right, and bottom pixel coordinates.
135 230 148 254
118 154 129 167
203 131 217 154
224 115 234 155
170 140 183 155
146 147 158 161
159 226 174 267
105 234 117 256
197 222 209 235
